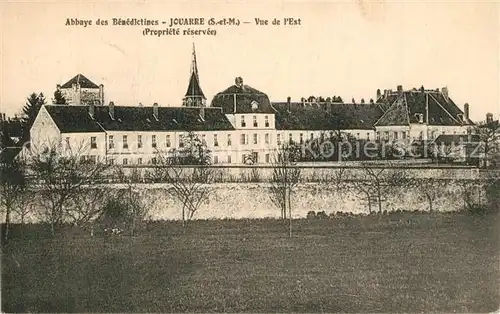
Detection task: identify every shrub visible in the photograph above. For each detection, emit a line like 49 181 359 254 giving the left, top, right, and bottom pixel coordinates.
316 211 328 220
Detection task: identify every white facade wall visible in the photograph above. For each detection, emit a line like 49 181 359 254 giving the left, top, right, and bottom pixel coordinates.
30 106 61 152
375 124 470 143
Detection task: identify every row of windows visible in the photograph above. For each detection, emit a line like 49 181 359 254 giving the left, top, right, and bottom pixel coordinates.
376 129 467 141
85 153 273 165
240 115 270 128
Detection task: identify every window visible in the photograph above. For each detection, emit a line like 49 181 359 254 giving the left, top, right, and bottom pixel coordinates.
265 154 270 163
253 116 258 127
214 134 219 147
123 158 128 165
201 134 206 144
214 155 219 164
152 135 157 148
300 133 304 144
123 135 128 149
265 133 270 144
384 132 389 141
265 116 269 127
357 133 360 139
289 133 293 143
109 135 114 149
91 136 97 149
137 135 143 148
179 135 184 148
402 132 406 140
419 131 424 140
277 134 282 145
107 158 114 165
89 155 97 164
151 157 157 164
310 133 314 140
253 133 258 144
227 155 232 164
138 158 142 165
65 137 70 149
376 132 380 141
227 134 232 147
166 135 171 147
453 131 457 135
367 133 370 141
393 132 398 140
240 134 246 145
241 116 246 127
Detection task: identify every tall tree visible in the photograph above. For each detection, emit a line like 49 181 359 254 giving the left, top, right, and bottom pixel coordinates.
53 89 67 105
21 92 46 142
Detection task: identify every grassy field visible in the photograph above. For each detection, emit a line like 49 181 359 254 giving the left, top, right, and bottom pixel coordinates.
2 212 499 313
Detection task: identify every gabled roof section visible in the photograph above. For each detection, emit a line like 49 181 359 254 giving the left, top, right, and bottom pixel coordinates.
44 105 234 133
375 88 474 127
271 102 383 130
60 74 100 89
44 105 104 133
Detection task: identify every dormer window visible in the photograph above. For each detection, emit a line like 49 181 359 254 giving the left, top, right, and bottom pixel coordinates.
251 100 259 111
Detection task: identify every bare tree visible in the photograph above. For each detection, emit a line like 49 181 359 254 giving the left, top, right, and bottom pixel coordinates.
65 186 109 235
152 132 215 227
268 143 301 237
0 158 28 241
413 178 449 212
475 116 500 167
29 140 111 235
351 163 411 213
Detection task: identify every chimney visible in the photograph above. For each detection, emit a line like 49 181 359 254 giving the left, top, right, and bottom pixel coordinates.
397 85 403 95
360 98 365 104
99 84 104 105
486 112 493 124
56 84 61 91
2 113 5 121
153 102 159 120
352 98 356 104
376 89 381 99
420 85 425 93
109 101 115 120
464 103 469 121
442 87 449 100
383 89 388 98
89 102 95 119
369 98 374 104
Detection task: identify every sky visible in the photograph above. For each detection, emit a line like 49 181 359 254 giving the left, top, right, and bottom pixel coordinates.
1 1 499 121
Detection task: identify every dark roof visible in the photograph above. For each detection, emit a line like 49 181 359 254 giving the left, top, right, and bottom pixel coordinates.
210 84 274 114
44 105 234 133
375 89 474 126
434 134 480 145
60 74 100 89
0 147 22 164
185 72 205 99
271 102 384 130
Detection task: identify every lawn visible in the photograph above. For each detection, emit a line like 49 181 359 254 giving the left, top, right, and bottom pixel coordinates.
2 212 499 313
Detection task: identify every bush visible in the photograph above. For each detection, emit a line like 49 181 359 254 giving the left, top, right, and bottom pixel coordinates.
316 211 328 220
306 211 316 220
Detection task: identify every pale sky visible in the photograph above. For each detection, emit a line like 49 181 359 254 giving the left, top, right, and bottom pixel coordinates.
1 1 499 121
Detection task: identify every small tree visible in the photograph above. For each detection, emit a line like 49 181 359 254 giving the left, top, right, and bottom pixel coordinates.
268 143 301 237
29 140 110 235
414 178 449 212
0 158 28 241
475 116 500 167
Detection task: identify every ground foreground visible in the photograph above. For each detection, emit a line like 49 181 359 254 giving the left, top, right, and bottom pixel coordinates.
2 212 499 313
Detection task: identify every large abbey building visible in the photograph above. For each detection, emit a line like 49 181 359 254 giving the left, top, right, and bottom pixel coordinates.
28 46 474 165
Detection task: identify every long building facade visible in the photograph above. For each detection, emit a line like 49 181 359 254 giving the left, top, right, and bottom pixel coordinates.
28 47 475 165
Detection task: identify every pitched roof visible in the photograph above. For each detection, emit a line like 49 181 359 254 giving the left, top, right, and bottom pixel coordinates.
44 105 234 133
375 89 474 127
271 102 384 130
60 74 100 89
210 84 274 114
185 71 206 99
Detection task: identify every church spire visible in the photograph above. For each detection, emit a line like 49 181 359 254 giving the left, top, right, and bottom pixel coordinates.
184 43 206 107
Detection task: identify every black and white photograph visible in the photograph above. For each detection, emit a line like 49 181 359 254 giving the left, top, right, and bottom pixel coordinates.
1 1 499 312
